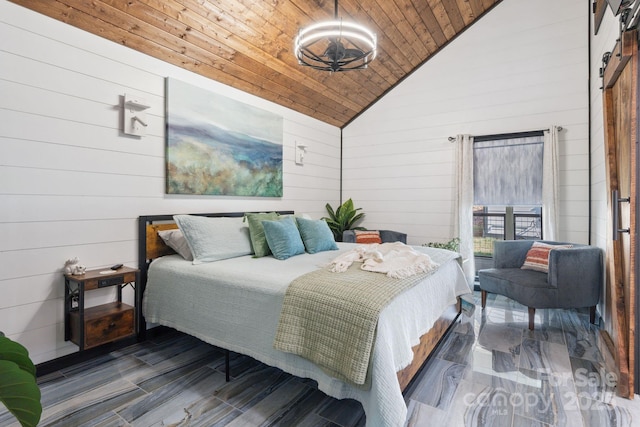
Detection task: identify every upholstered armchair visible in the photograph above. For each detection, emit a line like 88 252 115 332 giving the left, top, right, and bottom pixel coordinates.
342 230 407 244
478 240 603 330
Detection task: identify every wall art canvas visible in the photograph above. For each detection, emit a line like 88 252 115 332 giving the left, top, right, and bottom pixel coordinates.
166 78 283 196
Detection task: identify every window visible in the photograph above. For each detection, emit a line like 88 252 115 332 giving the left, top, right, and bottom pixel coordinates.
471 132 544 266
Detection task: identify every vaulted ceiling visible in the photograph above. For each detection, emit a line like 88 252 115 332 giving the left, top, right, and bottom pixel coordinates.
10 0 501 128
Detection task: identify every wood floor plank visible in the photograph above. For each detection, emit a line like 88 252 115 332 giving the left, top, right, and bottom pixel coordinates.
131 347 224 392
39 378 146 426
117 366 226 424
40 355 147 408
223 379 311 426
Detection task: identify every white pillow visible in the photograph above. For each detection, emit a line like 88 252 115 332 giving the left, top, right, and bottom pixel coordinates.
158 228 193 261
173 215 252 264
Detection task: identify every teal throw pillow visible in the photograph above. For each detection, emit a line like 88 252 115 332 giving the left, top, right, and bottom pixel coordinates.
262 216 305 260
245 212 280 257
296 217 338 254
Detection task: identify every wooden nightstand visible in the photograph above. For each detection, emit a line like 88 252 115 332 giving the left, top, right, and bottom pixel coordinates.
64 266 140 350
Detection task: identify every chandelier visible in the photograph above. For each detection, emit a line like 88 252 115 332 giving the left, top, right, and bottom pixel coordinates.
294 0 377 72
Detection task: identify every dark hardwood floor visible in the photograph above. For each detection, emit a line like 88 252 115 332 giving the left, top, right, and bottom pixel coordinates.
1 293 638 426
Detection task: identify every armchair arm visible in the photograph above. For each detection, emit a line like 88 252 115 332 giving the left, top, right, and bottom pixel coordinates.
379 230 407 244
548 246 603 291
342 230 356 243
493 240 535 268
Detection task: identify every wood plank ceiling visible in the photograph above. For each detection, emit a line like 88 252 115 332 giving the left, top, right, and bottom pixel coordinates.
9 0 502 128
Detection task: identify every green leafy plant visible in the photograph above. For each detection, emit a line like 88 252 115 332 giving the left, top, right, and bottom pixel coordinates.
423 237 460 252
0 332 42 427
322 198 366 241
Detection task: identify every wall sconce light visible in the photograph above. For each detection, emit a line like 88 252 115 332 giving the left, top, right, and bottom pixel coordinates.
122 94 150 137
295 142 308 165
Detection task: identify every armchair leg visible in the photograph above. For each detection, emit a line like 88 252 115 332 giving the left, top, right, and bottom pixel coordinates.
481 290 487 309
590 306 596 325
528 307 535 330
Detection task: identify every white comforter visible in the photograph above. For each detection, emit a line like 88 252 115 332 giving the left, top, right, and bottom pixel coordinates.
143 243 470 426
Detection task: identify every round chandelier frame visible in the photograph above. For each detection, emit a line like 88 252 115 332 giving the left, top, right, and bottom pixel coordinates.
294 1 377 72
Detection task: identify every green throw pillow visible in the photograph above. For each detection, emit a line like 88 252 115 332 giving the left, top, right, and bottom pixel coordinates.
245 212 280 257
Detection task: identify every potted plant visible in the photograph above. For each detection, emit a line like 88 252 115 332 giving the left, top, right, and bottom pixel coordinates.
0 332 41 427
423 237 460 252
322 198 366 241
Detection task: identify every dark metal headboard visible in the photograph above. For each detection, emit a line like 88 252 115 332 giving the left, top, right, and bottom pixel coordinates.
137 211 294 339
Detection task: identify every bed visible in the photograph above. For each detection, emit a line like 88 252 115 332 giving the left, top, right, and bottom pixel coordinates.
137 212 471 426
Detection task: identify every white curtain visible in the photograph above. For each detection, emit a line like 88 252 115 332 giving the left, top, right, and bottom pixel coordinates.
455 134 476 284
542 126 560 241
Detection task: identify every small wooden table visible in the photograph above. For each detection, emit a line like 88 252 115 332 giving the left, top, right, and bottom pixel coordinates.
64 266 140 350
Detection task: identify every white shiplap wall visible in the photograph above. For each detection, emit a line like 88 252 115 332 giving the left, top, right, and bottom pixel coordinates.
343 0 590 247
0 1 340 364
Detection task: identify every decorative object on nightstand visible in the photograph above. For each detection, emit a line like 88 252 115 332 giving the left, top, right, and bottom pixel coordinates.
63 257 79 274
64 266 140 350
63 257 87 275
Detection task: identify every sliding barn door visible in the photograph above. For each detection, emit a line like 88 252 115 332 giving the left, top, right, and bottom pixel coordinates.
602 29 637 398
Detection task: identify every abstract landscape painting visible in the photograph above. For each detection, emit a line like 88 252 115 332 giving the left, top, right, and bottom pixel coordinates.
166 78 283 196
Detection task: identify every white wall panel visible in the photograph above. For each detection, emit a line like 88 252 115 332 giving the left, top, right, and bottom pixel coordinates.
344 0 590 247
0 275 63 310
0 220 134 252
589 3 623 323
1 138 164 173
0 0 340 364
0 300 62 336
0 240 137 280
12 323 77 364
590 10 619 250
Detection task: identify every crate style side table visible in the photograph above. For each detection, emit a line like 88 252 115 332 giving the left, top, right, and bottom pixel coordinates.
64 266 140 350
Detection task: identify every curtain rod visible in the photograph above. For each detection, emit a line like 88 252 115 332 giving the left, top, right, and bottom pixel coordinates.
448 126 563 142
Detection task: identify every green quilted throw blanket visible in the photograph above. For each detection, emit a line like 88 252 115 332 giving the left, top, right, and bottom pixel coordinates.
273 262 434 386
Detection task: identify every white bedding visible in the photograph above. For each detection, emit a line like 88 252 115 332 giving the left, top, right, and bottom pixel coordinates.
143 243 471 426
